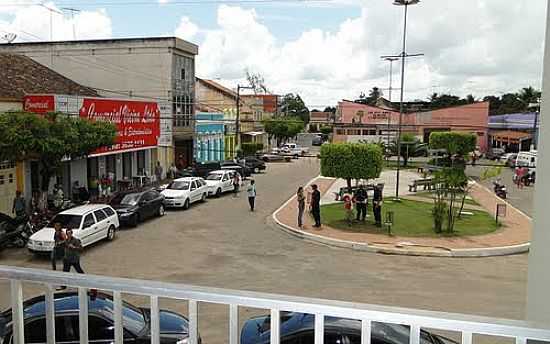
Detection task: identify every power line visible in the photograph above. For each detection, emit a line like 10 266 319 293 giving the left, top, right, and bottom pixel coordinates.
0 0 333 7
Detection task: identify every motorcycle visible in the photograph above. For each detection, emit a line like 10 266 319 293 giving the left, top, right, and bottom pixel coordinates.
493 181 507 199
0 213 36 249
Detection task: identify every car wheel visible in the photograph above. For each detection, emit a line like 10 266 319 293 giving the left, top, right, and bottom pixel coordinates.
183 199 190 210
201 193 207 202
254 167 260 173
106 225 116 241
216 188 222 197
157 204 165 217
14 238 26 248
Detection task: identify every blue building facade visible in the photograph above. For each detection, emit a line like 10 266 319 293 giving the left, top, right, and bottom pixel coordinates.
195 112 225 162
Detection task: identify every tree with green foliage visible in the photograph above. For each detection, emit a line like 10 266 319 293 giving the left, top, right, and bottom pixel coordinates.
241 142 264 156
263 117 304 146
428 132 476 233
356 87 383 106
279 93 309 124
0 112 116 207
320 143 383 189
388 133 428 166
319 126 333 136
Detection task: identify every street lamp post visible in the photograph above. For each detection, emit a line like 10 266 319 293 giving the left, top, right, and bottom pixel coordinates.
392 0 420 199
382 57 399 153
236 85 255 156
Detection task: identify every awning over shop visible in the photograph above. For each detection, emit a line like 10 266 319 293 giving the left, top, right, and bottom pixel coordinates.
491 130 532 144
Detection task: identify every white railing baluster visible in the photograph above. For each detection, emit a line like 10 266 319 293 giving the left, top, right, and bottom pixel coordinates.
10 280 24 344
189 300 198 344
45 284 56 344
315 314 324 344
113 291 123 344
229 304 239 344
410 325 420 344
361 319 372 344
78 287 89 344
150 296 160 344
461 331 472 344
270 309 280 344
516 337 527 344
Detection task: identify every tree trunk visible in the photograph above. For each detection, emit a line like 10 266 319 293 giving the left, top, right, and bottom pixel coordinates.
457 193 467 219
346 178 352 190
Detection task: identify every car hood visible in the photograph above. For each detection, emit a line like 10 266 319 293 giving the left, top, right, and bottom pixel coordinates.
204 180 221 187
111 204 137 213
30 227 56 242
161 189 189 198
142 308 189 335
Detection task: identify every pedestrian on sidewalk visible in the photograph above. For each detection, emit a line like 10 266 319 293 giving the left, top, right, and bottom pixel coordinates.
247 180 257 211
51 223 66 271
12 190 26 217
232 173 240 198
63 229 84 274
306 186 313 213
353 185 368 222
373 185 383 227
154 161 163 186
296 186 306 228
342 192 354 226
311 184 321 228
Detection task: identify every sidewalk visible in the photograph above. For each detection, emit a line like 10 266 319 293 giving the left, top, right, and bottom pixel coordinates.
274 177 531 257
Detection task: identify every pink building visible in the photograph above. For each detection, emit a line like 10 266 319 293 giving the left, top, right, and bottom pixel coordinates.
333 100 489 152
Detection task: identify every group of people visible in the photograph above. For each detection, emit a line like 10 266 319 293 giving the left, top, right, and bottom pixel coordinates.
51 223 85 284
296 184 322 228
513 166 533 189
296 184 383 229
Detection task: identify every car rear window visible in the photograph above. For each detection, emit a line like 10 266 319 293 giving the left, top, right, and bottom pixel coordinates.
102 207 115 217
51 214 83 230
94 210 107 222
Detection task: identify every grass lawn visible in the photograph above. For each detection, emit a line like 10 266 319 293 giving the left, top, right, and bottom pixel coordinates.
413 191 480 206
320 199 499 237
384 160 423 170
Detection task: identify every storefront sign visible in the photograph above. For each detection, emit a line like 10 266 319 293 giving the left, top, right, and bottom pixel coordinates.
79 98 160 154
23 95 55 113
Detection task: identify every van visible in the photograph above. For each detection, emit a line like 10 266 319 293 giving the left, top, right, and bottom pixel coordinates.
515 150 537 170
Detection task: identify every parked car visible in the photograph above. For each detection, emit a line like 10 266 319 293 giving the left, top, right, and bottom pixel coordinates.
191 161 222 178
515 150 537 170
241 312 458 344
220 161 252 177
0 291 197 344
260 153 292 162
500 153 518 167
27 204 119 254
312 135 323 146
109 189 165 227
280 143 310 157
243 156 267 173
161 177 208 209
205 170 238 197
485 148 505 160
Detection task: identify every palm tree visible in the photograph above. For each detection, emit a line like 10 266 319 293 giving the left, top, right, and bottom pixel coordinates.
388 133 428 166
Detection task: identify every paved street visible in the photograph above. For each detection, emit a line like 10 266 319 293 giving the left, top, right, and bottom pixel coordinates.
0 158 529 343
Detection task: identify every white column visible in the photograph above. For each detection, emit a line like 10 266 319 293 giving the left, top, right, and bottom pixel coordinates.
527 1 550 323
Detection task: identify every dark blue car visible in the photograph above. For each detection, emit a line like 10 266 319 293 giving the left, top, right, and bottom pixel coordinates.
241 312 458 344
0 292 196 344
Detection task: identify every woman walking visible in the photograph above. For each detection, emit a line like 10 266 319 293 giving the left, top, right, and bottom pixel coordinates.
297 187 306 228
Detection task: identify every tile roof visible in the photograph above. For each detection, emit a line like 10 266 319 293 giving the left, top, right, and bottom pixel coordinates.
196 78 237 99
0 53 98 101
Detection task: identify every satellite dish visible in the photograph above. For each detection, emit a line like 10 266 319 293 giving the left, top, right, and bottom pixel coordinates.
2 33 17 44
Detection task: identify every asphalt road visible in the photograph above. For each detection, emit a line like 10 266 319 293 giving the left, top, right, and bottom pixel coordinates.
0 158 529 344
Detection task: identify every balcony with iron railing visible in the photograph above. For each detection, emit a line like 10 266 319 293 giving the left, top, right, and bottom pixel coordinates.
1 265 550 344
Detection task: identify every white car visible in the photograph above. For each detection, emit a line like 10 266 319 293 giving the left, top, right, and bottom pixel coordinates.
205 170 239 197
27 204 119 253
161 177 208 209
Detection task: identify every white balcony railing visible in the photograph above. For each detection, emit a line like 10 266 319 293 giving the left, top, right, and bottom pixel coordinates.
2 265 550 344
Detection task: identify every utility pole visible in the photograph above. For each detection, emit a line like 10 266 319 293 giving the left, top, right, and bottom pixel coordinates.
382 57 398 153
236 85 254 156
62 8 81 40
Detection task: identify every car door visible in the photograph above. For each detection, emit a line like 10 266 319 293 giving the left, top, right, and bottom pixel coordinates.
189 180 199 203
144 191 159 218
79 213 97 247
93 210 110 241
222 172 232 192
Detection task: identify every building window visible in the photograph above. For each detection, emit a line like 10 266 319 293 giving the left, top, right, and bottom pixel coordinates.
336 129 345 135
369 129 377 136
181 68 186 80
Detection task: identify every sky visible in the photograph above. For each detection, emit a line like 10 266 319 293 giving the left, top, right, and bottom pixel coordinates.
0 0 547 109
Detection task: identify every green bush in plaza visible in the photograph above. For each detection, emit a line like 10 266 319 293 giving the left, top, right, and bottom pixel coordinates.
320 143 383 189
429 132 477 163
0 111 116 207
241 143 264 156
319 126 333 135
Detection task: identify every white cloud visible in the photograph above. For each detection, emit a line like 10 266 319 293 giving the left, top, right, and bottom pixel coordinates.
0 2 112 42
175 16 199 42
182 0 547 108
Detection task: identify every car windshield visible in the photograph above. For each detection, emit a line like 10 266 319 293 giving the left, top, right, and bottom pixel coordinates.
50 214 82 229
111 193 141 206
206 174 223 181
167 181 190 190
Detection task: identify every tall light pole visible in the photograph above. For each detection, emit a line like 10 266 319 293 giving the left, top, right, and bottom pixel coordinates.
382 57 399 153
236 85 255 156
389 0 421 199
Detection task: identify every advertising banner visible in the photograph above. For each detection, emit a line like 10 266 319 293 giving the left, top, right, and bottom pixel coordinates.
23 95 55 113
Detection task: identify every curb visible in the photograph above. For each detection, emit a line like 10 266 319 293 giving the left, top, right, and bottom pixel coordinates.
272 177 530 258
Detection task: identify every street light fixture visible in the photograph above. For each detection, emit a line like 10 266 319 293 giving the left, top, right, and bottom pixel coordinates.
391 0 420 199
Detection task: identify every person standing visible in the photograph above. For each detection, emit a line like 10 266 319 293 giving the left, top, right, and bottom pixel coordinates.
306 186 313 213
353 185 368 222
71 181 80 202
373 185 383 227
311 184 321 228
12 190 26 217
342 192 354 226
169 163 178 179
63 229 84 274
247 180 257 211
296 187 306 228
51 223 66 271
232 173 240 198
154 161 163 185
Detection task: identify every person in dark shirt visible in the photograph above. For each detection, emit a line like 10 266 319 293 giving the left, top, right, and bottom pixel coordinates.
311 184 321 227
12 191 26 217
63 229 84 274
51 223 66 271
373 185 383 227
353 185 368 222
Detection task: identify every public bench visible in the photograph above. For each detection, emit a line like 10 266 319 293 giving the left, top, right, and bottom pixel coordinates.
408 178 434 192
